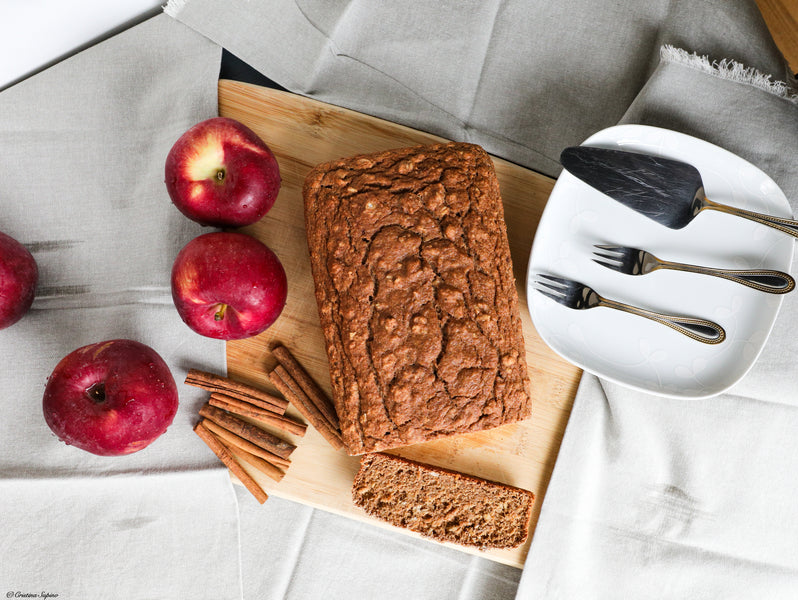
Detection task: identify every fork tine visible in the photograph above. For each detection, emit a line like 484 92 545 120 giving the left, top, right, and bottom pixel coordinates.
533 279 567 294
592 258 624 272
532 273 571 292
592 250 624 263
536 273 573 286
593 244 626 254
533 287 568 304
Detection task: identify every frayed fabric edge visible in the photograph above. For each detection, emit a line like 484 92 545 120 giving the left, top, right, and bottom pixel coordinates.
163 0 188 18
660 45 798 105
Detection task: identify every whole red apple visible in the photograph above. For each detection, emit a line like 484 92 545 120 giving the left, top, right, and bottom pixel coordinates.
0 231 38 330
164 117 281 227
42 339 179 456
171 232 287 340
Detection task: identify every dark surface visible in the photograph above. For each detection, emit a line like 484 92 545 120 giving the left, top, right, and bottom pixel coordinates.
219 49 288 91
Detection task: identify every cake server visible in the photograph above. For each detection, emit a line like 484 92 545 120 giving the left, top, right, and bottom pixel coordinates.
560 146 798 238
592 244 795 294
531 273 725 344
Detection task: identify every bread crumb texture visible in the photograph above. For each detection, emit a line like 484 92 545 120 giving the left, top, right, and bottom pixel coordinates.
303 142 531 454
352 452 534 549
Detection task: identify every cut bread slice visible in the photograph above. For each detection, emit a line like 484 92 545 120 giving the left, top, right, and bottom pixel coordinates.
352 452 534 549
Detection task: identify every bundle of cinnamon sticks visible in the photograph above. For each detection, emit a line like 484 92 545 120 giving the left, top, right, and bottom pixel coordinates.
268 344 343 451
190 343 343 504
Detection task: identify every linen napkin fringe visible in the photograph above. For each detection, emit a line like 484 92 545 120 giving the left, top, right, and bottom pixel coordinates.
660 45 798 104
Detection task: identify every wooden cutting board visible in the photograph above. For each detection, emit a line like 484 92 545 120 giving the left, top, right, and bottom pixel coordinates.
218 79 582 568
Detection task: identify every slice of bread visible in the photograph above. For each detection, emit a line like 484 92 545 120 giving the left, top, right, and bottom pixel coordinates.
352 452 534 549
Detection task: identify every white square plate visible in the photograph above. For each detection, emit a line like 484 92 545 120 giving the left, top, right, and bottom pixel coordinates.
526 125 794 398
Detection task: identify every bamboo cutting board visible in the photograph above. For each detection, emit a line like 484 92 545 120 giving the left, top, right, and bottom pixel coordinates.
218 79 582 568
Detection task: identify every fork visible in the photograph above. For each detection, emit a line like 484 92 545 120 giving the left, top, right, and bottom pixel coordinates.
593 245 795 294
532 273 726 344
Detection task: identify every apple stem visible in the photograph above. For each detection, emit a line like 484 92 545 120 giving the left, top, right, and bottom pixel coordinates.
214 303 227 321
215 169 226 183
86 382 106 404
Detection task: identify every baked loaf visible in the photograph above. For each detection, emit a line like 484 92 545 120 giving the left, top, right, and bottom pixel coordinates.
352 452 535 549
303 142 531 455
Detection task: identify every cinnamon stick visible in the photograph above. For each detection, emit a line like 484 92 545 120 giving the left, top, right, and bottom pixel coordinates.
209 392 307 437
201 418 291 469
193 421 268 504
272 344 340 430
185 369 288 414
224 442 285 483
199 403 296 459
269 365 344 451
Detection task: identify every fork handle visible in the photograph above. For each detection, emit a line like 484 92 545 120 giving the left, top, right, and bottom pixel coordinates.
659 261 795 294
599 298 726 344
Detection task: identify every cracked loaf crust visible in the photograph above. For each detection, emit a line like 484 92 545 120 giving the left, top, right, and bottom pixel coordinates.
302 142 531 455
352 452 535 549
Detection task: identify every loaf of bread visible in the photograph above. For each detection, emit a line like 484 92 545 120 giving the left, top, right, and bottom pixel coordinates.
352 452 534 549
303 142 531 455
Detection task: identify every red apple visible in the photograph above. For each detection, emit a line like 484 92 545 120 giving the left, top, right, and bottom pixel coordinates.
171 232 287 340
0 230 38 330
164 117 281 227
42 339 179 456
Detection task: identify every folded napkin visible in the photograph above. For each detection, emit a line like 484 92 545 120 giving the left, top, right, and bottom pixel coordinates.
0 13 242 599
163 1 798 598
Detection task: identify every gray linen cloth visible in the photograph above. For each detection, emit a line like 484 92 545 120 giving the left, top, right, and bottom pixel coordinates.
166 0 790 179
0 14 243 599
164 0 798 597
